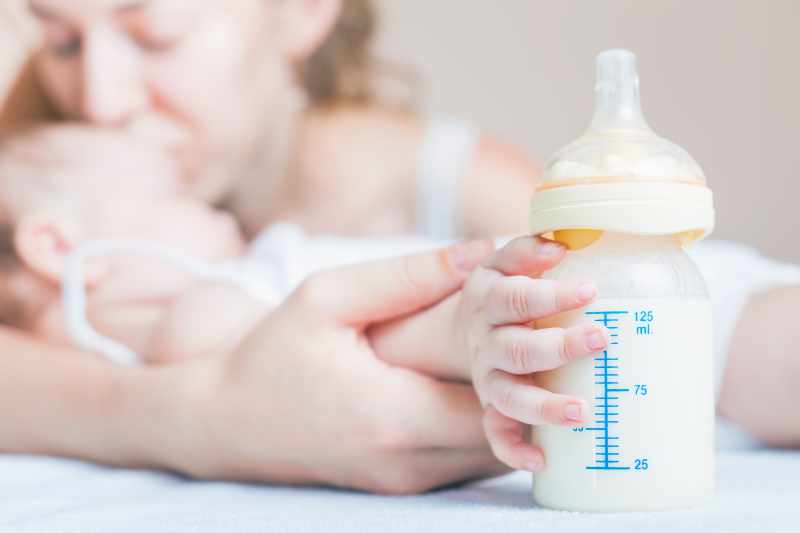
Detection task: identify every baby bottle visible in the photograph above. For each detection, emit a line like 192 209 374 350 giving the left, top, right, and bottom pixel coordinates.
529 49 715 512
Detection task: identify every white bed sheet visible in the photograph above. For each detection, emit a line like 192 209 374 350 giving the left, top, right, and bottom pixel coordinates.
0 450 798 533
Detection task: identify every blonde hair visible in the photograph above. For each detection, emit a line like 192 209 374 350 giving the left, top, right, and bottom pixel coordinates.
301 0 377 105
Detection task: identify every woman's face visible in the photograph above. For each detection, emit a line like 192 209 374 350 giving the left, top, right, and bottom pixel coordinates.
28 0 312 202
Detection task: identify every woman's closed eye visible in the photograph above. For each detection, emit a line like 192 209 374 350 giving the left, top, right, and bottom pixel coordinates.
132 29 181 54
36 14 185 59
124 8 190 54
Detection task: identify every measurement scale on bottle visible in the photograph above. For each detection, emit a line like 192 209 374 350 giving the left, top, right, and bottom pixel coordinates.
574 309 654 472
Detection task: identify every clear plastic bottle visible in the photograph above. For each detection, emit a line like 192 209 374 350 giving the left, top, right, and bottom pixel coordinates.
532 232 713 511
528 50 715 512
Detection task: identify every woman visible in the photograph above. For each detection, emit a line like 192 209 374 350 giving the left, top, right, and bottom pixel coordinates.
0 0 531 494
1 0 531 238
0 0 797 494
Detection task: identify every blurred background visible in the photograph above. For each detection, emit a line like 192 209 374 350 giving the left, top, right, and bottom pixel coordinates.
3 0 798 261
376 0 799 262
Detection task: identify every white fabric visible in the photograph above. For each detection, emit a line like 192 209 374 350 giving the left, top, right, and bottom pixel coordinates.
0 451 797 532
416 117 480 239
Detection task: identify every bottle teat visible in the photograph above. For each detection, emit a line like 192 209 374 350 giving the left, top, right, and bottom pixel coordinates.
529 49 715 249
589 49 649 132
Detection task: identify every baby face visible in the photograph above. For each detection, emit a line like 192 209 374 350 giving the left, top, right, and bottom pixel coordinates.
10 169 246 346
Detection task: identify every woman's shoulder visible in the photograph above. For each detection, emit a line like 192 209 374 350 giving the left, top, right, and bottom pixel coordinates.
302 104 421 159
297 104 422 197
302 104 537 181
298 104 540 237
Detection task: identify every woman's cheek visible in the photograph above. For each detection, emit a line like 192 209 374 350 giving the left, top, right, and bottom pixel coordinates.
148 16 257 154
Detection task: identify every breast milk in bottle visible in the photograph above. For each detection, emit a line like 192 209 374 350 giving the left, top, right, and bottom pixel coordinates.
529 49 715 512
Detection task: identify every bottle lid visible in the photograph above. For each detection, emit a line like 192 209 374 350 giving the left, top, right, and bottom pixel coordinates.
530 49 714 249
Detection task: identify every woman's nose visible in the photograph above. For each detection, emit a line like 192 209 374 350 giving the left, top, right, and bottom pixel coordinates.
80 25 149 126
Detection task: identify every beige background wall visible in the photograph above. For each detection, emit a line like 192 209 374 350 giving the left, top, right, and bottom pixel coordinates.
2 1 797 261
377 0 800 262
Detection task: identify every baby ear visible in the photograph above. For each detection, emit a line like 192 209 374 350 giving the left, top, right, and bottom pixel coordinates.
13 212 107 287
276 0 342 61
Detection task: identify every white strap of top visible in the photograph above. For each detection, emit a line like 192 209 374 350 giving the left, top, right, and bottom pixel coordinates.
416 117 480 239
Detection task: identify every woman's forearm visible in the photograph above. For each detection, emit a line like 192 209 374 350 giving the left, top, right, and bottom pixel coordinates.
0 327 199 472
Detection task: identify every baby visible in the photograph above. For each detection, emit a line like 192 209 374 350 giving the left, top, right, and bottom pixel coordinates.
0 170 607 474
0 162 252 362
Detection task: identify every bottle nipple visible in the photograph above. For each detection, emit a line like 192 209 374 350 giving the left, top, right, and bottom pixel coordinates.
589 49 650 132
530 49 715 249
539 49 707 187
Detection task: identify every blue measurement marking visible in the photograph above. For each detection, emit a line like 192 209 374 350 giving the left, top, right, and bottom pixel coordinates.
585 310 631 472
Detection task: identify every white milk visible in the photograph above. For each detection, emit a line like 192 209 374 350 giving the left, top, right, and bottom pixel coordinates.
531 232 714 512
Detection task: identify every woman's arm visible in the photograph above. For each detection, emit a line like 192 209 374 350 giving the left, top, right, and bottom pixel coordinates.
0 326 195 471
718 285 800 447
0 243 505 493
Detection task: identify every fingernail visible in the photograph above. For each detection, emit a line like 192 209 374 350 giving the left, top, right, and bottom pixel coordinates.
586 329 608 351
564 402 583 422
525 458 542 472
539 240 564 257
449 240 492 272
577 282 597 302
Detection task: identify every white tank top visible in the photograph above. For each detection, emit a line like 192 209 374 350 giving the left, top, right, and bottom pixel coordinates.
415 117 480 239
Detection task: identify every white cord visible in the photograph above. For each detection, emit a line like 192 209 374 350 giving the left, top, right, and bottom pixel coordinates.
61 240 257 366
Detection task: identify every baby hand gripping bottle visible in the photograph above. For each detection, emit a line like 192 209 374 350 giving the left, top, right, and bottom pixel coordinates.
529 49 715 512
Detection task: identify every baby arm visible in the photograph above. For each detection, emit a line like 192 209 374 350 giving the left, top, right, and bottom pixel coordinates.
371 236 609 471
147 282 269 364
718 285 800 447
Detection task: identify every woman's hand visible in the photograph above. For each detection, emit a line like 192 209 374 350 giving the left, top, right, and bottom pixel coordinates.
173 240 509 494
371 237 609 471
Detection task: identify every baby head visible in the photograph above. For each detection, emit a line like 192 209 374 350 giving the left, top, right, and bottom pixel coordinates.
0 164 245 339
